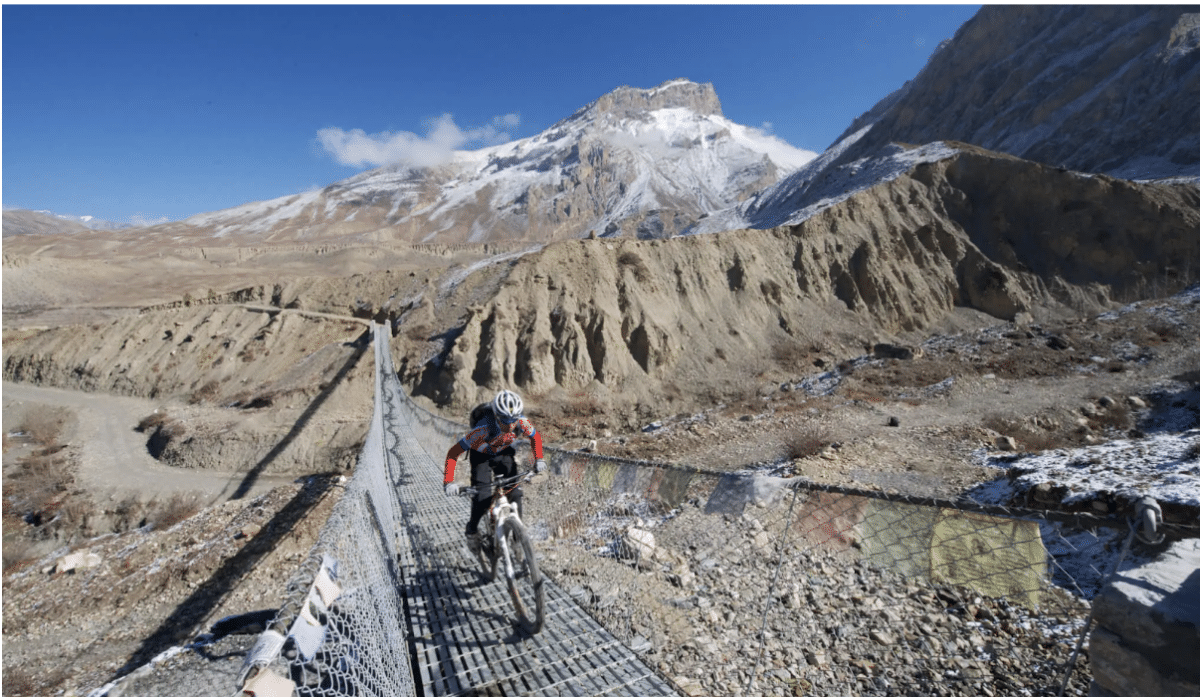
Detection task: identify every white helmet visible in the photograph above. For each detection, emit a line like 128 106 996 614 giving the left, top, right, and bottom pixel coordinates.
493 389 524 422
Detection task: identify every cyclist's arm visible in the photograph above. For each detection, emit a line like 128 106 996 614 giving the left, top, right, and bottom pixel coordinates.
529 430 543 461
445 442 466 484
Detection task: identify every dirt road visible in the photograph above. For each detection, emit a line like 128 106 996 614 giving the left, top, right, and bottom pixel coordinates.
3 381 297 504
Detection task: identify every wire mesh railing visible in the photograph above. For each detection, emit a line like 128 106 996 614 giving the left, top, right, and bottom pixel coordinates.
237 323 1192 697
236 327 416 697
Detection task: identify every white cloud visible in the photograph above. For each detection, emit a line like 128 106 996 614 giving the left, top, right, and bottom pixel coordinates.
318 113 521 169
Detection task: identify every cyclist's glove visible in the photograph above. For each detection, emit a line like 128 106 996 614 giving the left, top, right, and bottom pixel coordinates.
444 482 460 497
535 459 547 474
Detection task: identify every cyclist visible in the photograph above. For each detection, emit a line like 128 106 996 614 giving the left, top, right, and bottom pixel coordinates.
444 389 546 551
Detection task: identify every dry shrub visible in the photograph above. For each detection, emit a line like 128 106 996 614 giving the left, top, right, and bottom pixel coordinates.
1016 429 1077 453
1 667 40 697
110 494 148 532
189 380 221 405
148 493 201 530
1091 401 1133 432
3 536 40 573
783 423 833 460
136 411 169 433
722 381 767 416
1185 441 1200 461
981 414 1019 436
843 387 886 405
562 393 604 418
20 405 68 446
771 341 812 367
982 413 1076 452
617 251 651 283
1147 320 1182 342
405 323 433 342
58 498 95 534
3 450 73 519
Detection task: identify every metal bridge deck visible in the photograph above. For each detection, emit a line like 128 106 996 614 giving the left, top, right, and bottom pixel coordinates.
375 327 678 697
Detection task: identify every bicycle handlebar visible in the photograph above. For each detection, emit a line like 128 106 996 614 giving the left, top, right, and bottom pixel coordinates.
458 469 537 496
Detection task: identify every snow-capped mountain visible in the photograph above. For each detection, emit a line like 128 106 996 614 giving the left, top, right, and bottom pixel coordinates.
688 5 1200 236
166 79 816 244
1 209 135 236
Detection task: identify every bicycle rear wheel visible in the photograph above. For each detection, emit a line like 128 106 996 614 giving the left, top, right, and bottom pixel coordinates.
499 519 545 633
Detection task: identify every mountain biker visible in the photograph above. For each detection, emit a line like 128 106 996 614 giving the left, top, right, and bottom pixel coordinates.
444 389 546 552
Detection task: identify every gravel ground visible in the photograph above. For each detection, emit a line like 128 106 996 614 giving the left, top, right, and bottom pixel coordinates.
528 477 1098 697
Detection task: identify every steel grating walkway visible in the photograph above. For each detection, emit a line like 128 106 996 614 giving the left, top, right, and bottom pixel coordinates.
373 326 679 697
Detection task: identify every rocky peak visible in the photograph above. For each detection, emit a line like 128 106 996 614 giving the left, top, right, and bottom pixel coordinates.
829 6 1200 179
575 79 724 122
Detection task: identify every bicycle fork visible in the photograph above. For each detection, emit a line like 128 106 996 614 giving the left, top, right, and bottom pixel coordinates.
491 501 519 582
495 523 516 582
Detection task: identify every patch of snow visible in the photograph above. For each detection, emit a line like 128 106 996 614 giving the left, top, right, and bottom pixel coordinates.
438 245 545 296
780 142 960 228
968 429 1200 512
684 124 941 236
647 78 693 97
795 370 843 397
184 190 323 236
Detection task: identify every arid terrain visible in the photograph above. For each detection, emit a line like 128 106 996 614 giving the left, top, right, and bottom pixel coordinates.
6 6 1199 694
3 219 1199 696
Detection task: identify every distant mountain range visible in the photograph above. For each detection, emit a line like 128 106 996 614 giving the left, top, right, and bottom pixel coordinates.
152 79 816 244
1 209 132 236
7 6 1197 245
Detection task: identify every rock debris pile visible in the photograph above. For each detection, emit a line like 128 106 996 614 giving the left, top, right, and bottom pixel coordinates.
532 490 1093 697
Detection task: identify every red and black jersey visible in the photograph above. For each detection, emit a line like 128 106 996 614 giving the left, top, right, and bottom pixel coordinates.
444 413 543 483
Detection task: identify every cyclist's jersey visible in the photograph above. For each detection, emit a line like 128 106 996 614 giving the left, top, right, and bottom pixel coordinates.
459 413 539 455
445 413 544 483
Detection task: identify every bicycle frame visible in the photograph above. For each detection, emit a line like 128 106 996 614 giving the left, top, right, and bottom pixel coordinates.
461 470 533 572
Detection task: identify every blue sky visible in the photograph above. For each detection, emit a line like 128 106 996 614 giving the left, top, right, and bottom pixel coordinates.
2 4 980 226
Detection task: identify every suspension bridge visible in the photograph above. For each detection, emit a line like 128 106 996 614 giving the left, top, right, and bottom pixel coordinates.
235 323 679 697
96 320 1192 697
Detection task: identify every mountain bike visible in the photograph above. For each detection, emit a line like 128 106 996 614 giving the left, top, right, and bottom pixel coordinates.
459 470 546 633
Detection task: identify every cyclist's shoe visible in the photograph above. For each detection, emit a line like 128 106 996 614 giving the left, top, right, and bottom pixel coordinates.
465 532 483 554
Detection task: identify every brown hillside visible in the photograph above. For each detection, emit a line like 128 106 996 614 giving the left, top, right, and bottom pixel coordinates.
400 147 1200 421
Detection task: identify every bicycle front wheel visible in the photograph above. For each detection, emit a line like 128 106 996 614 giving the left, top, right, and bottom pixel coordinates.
475 520 497 582
499 519 545 633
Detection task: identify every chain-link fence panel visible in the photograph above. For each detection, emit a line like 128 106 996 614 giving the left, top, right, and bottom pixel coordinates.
236 328 417 697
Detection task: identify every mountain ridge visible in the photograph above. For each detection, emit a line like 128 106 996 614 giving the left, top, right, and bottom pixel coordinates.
827 6 1200 179
136 79 815 246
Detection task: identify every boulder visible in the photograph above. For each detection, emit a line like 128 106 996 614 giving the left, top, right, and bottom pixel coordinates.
54 551 101 574
618 527 657 562
1090 538 1200 697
